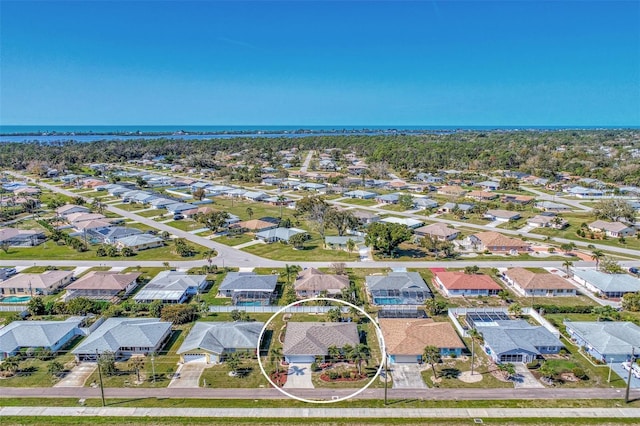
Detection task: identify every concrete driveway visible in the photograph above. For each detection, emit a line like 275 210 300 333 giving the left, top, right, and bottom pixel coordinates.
54 362 97 387
391 364 428 389
513 363 544 388
283 363 314 389
168 362 208 388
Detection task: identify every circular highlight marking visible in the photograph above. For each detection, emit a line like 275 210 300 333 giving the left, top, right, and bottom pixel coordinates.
256 297 386 404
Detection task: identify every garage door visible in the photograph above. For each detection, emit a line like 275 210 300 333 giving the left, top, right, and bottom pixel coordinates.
390 355 420 364
183 353 207 363
286 355 315 363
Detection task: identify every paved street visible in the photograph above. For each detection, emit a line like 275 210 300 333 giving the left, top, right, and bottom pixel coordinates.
1 386 637 401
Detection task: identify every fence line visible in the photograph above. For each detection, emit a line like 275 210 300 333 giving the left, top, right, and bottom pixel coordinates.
208 305 349 314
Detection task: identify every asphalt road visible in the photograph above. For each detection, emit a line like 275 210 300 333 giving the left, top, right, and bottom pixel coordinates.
1 386 638 401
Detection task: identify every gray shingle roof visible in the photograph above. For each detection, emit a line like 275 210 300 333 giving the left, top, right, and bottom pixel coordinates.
476 320 563 356
573 269 640 293
133 271 207 302
565 321 640 356
0 318 83 354
177 322 264 355
218 272 277 292
283 322 359 356
72 317 171 355
365 272 431 293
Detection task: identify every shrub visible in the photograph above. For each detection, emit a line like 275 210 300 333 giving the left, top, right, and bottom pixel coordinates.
572 367 588 380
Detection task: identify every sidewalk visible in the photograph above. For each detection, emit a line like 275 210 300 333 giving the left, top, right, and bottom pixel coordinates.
1 406 639 419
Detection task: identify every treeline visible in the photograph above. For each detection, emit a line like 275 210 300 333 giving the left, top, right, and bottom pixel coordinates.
1 130 639 183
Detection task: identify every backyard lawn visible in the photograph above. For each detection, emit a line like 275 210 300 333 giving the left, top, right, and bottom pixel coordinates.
243 236 353 261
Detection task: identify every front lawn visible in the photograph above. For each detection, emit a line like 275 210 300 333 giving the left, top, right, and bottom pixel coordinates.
200 361 269 388
243 237 353 261
213 233 255 247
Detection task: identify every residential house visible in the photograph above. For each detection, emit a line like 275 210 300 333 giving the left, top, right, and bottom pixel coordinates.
476 180 500 191
0 317 84 361
134 271 207 304
564 321 640 363
440 202 474 214
114 234 164 251
0 270 74 296
503 268 576 297
483 210 521 222
386 180 408 190
72 317 172 361
64 271 141 302
294 268 349 298
380 217 423 228
526 215 568 229
502 194 534 205
13 186 41 196
298 182 326 192
324 235 365 251
535 201 571 212
283 322 360 363
352 210 380 225
243 191 269 201
413 198 438 210
571 269 640 299
166 202 197 215
88 226 142 244
0 228 46 247
433 271 502 297
476 320 564 363
66 213 107 225
414 223 459 241
177 321 264 364
588 220 636 238
55 204 91 218
415 173 443 184
234 219 279 233
375 193 401 204
464 231 530 254
380 319 465 363
217 272 277 305
437 185 468 197
255 227 307 243
567 186 604 198
365 272 432 305
466 190 498 201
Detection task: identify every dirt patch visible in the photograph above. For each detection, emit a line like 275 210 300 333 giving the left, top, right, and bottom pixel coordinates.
458 370 483 383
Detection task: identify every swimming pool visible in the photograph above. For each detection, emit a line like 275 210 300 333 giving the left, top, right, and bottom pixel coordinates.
374 297 404 305
236 301 266 306
0 296 31 304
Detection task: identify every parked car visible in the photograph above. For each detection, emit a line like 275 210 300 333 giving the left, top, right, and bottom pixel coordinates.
173 214 184 220
629 267 639 275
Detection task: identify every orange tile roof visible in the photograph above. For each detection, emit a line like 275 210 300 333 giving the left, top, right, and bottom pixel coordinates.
379 319 465 355
504 268 576 290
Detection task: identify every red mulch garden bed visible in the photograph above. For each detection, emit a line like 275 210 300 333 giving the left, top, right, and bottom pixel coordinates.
270 371 288 387
319 373 368 382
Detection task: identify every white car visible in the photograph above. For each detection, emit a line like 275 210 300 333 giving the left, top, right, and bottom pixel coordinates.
621 362 640 379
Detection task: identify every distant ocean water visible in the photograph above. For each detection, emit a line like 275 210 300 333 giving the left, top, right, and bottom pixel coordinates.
0 124 636 143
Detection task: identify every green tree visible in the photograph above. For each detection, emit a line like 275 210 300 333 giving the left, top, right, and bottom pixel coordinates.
196 211 230 234
422 345 442 380
27 296 45 316
326 209 358 236
160 304 198 324
592 305 621 321
599 257 625 274
424 298 448 317
508 302 523 318
593 199 635 222
226 353 241 376
289 232 308 249
622 292 640 312
0 356 21 375
539 362 555 381
365 222 412 257
98 351 117 376
327 307 342 322
498 362 516 380
192 188 206 201
464 265 480 275
245 207 254 220
149 300 163 317
562 259 574 276
398 194 414 210
346 238 356 258
468 328 482 376
47 360 64 378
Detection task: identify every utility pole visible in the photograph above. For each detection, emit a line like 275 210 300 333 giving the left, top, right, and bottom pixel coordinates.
96 350 106 407
625 347 635 403
151 352 156 384
383 351 388 406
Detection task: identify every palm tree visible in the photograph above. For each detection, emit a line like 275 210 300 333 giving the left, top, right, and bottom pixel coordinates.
423 345 441 380
246 207 253 220
269 347 283 374
277 195 286 218
508 302 523 318
346 238 356 259
562 259 574 276
351 343 370 375
0 356 20 375
591 249 604 270
327 345 341 363
47 360 64 378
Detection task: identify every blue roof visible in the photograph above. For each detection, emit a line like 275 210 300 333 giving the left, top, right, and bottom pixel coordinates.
572 269 640 293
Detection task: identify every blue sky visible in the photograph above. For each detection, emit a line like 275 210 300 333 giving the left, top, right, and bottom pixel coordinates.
1 0 638 126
